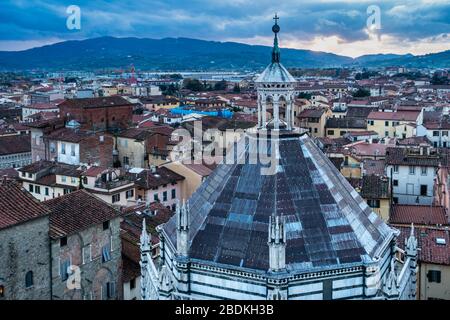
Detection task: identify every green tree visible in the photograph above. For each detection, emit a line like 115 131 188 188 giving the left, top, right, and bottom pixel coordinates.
160 84 178 95
168 73 183 80
431 73 448 85
214 79 228 91
233 84 241 93
183 78 204 91
352 88 370 98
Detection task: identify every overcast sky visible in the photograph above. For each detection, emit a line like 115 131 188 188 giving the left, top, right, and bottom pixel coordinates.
0 0 449 57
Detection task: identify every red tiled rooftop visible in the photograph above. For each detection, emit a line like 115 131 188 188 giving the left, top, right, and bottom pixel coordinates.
367 111 420 121
346 130 378 136
59 96 133 109
45 128 91 143
45 189 120 239
137 119 159 128
297 108 325 119
84 166 108 177
0 179 49 230
397 226 450 265
390 205 449 226
349 142 389 157
26 103 59 110
182 163 213 177
0 134 31 156
135 167 185 189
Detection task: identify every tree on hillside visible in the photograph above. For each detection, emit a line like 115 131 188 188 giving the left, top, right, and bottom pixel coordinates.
233 84 241 93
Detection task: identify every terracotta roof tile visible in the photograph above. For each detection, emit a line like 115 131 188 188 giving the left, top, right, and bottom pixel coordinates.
0 179 49 230
134 167 184 189
367 111 420 121
45 189 120 239
385 147 441 167
396 226 450 265
390 205 449 226
362 159 386 176
59 96 133 109
297 108 325 119
0 134 30 155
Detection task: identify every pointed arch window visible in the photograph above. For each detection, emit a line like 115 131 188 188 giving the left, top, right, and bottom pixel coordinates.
25 271 33 288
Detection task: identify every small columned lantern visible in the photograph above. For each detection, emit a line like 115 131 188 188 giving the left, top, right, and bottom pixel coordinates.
255 14 297 131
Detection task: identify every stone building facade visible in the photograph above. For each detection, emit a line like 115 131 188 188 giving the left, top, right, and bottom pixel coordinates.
45 190 122 300
0 180 51 300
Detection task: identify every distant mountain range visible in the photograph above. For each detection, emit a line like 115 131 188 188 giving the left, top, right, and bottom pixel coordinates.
0 36 448 71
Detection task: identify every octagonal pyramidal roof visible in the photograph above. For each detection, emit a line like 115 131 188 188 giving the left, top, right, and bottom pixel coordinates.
162 133 396 273
255 62 297 84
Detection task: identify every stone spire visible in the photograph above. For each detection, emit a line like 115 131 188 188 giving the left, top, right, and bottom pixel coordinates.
268 215 286 271
405 223 418 256
383 255 399 298
271 14 281 63
176 199 189 257
405 223 418 299
140 218 161 300
140 218 151 300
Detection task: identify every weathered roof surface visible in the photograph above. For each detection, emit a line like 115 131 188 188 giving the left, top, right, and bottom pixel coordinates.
45 127 91 143
326 118 367 129
183 163 213 177
385 147 441 167
162 134 395 272
396 226 450 266
397 136 431 146
346 106 378 119
45 189 120 239
362 159 385 176
134 167 185 190
255 63 296 83
18 160 82 177
0 179 49 230
297 108 325 119
59 96 133 109
0 134 30 155
390 205 449 226
360 175 390 199
367 111 420 121
117 128 156 140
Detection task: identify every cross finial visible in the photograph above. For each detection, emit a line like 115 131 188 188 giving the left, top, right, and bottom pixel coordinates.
273 13 279 24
